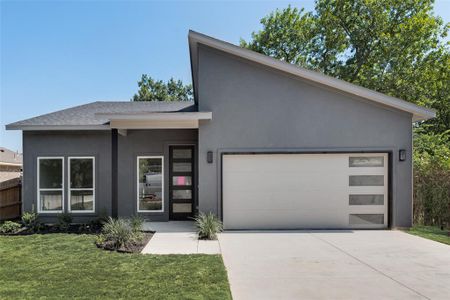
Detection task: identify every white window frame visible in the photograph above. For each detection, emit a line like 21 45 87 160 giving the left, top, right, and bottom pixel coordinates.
68 157 95 213
37 157 64 214
137 156 164 213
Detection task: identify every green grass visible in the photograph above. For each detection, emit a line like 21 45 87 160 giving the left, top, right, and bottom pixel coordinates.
0 234 231 300
407 225 450 245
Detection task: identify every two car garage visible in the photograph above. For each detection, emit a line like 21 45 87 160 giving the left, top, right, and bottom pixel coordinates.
222 153 389 230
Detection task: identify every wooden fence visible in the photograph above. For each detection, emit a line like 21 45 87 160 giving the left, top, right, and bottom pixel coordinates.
0 178 22 221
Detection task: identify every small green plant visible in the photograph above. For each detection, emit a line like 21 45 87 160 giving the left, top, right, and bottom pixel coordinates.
0 221 22 234
95 234 106 246
101 217 134 249
22 212 42 232
193 212 223 240
56 213 72 232
129 215 144 233
129 215 144 241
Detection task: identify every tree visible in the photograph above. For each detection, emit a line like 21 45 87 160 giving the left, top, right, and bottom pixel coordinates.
132 75 193 101
241 0 450 133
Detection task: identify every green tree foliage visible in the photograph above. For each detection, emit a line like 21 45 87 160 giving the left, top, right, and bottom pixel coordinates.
132 75 193 102
241 0 450 133
413 128 450 226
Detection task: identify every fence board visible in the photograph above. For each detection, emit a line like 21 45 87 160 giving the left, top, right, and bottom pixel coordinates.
0 179 21 221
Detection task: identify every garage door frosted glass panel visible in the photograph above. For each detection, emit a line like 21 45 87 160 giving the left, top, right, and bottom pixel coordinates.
349 175 384 186
222 153 388 230
349 214 384 225
349 194 384 205
349 157 384 167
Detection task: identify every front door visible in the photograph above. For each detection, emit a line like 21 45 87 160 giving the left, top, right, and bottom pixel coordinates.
169 146 195 220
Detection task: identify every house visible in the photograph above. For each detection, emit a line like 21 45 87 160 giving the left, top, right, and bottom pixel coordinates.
5 31 435 229
0 147 23 220
0 147 22 184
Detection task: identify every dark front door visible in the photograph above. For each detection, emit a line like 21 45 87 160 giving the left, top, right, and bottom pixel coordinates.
169 146 195 220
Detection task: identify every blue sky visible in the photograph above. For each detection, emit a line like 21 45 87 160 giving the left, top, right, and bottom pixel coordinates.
1 0 450 152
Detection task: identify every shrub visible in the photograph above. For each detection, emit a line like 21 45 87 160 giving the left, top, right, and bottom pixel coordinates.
56 213 73 232
21 212 42 232
0 221 22 234
413 129 450 227
101 217 135 249
193 212 223 240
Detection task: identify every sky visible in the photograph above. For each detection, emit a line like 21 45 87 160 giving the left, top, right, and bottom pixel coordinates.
1 0 450 152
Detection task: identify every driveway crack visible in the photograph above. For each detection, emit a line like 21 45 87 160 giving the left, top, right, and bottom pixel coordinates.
310 233 431 300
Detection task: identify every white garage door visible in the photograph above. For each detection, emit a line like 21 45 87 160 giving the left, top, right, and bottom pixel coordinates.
222 153 388 230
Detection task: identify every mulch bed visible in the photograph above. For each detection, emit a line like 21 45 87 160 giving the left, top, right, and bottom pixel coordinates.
0 224 102 236
95 231 154 254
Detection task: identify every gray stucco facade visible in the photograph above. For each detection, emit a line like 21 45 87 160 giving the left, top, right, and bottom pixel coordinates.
117 129 197 221
11 31 435 229
196 45 413 228
22 131 112 223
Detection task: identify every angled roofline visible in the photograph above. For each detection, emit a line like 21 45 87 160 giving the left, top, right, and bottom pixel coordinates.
5 124 111 131
188 30 436 122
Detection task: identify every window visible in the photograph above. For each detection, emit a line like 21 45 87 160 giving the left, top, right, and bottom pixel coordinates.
349 214 384 225
349 156 384 167
37 157 64 213
69 157 95 212
137 156 163 212
349 175 384 186
349 194 384 205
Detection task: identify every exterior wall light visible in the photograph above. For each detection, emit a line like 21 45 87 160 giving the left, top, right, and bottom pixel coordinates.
399 149 406 161
207 151 213 164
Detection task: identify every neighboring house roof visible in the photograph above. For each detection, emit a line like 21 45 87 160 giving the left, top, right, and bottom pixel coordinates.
6 101 197 130
188 30 435 122
0 147 22 166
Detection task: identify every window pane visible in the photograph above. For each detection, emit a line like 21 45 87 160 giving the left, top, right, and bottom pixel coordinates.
173 190 192 199
173 203 192 213
173 163 191 172
70 158 93 188
349 157 384 167
349 214 384 225
138 158 163 211
39 159 62 189
349 194 384 205
40 191 63 211
173 149 192 159
349 175 384 186
172 176 192 186
70 190 94 211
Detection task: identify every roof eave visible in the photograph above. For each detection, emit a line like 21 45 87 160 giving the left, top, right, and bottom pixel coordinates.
5 124 111 131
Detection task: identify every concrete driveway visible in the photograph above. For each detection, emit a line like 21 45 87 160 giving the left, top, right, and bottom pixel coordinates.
218 230 450 300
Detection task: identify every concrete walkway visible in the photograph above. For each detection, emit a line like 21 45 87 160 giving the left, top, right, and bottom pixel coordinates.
141 221 220 254
219 230 450 300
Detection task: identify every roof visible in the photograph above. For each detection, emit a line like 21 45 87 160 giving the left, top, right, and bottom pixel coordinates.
0 147 22 166
6 101 197 130
188 30 436 122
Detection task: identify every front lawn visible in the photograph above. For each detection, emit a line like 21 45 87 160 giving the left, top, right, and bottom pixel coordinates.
0 234 231 299
407 225 450 245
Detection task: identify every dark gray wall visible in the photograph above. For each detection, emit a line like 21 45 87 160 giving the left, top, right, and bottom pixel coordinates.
197 45 413 228
117 129 197 221
22 131 112 223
